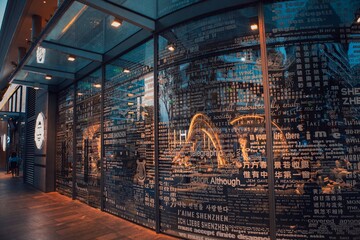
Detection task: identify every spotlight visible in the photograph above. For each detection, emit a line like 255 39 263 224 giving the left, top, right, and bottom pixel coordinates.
123 68 130 73
45 74 52 80
111 18 123 28
67 55 76 62
167 44 175 52
250 24 258 31
33 86 40 90
94 84 101 88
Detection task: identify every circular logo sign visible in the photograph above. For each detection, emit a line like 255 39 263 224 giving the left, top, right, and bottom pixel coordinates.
34 112 45 149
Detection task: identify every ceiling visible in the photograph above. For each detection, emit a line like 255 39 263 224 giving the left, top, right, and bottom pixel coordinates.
0 0 58 90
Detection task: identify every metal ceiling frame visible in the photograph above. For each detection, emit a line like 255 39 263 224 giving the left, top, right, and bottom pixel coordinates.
22 65 75 80
12 79 49 90
9 0 260 91
41 40 103 62
77 0 155 31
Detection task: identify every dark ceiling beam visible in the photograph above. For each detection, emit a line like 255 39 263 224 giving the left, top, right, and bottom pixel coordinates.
104 29 152 63
22 65 75 80
40 40 103 62
77 0 155 31
11 79 49 90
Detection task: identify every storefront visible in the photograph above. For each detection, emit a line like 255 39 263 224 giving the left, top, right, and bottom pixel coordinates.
6 0 360 239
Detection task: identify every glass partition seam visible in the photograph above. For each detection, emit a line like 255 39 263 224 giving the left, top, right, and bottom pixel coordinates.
103 31 153 66
72 81 77 200
259 1 276 240
154 33 160 233
100 63 105 211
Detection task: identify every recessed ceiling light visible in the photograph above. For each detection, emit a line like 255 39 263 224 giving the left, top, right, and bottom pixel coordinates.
94 84 101 88
67 55 76 61
357 17 360 23
123 68 130 73
45 74 52 80
111 18 123 28
250 24 258 31
167 44 175 52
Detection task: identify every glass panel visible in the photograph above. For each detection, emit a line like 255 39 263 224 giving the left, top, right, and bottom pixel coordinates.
108 0 156 19
75 69 102 208
26 46 91 73
159 7 260 67
265 0 360 238
103 41 155 228
158 6 270 239
56 85 74 197
45 1 141 54
157 0 201 18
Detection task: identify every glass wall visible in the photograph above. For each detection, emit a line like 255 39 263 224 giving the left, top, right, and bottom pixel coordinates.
103 40 155 228
54 1 360 239
56 86 74 197
265 0 360 238
158 5 271 239
75 70 102 208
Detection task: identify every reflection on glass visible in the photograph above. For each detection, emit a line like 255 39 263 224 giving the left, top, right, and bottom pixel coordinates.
75 70 101 208
103 42 155 228
158 6 271 239
45 1 141 54
265 0 360 238
56 86 74 197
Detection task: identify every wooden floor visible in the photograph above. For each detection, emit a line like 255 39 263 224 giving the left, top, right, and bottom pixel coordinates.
0 171 180 240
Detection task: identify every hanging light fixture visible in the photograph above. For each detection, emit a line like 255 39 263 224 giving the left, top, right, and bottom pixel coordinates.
111 18 123 28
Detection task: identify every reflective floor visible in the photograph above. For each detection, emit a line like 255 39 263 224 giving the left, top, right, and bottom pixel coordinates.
0 171 179 240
